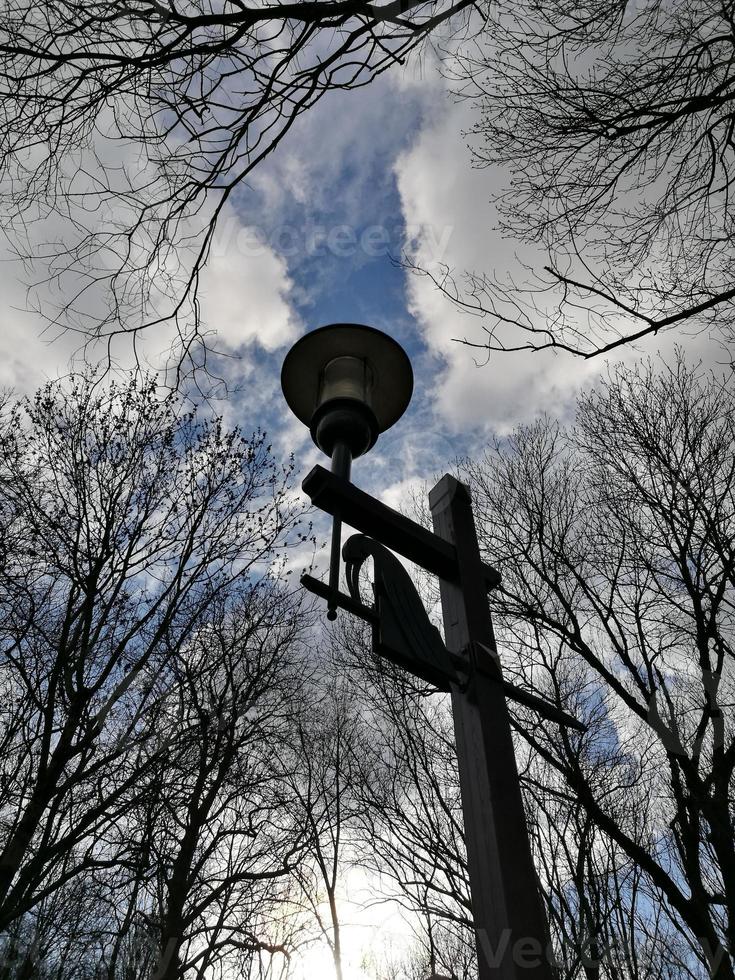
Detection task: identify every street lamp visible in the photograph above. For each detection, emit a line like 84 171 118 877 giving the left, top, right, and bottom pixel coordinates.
281 323 413 618
282 323 566 980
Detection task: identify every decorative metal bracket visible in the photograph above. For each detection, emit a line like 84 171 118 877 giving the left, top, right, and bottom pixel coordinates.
302 534 586 731
342 533 459 691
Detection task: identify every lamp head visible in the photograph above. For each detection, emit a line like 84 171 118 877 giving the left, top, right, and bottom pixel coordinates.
281 323 413 459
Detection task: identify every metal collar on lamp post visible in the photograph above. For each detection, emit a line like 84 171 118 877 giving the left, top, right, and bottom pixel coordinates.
281 323 413 617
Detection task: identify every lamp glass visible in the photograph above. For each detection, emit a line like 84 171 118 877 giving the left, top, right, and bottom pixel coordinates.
318 356 374 409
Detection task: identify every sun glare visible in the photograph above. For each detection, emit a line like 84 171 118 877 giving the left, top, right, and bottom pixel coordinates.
293 943 363 980
290 874 415 980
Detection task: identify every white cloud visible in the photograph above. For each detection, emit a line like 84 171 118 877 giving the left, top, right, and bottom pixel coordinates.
200 204 299 353
394 73 727 439
0 148 298 395
0 263 80 394
395 87 602 437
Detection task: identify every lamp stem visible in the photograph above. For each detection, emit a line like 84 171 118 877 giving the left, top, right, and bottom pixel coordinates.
326 442 352 620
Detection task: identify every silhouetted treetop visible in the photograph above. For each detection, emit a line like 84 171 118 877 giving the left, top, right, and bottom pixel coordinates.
413 0 735 359
0 0 474 370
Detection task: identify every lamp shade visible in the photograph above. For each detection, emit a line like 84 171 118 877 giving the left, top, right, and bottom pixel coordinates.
281 323 413 457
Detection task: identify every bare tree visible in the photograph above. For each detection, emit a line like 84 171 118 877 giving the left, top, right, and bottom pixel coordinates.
526 763 703 980
327 619 475 980
409 0 735 359
281 676 360 980
355 669 469 933
0 372 310 972
0 0 474 370
117 587 311 980
461 354 735 976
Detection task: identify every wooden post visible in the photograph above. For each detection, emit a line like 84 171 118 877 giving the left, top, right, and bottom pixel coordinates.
429 475 554 980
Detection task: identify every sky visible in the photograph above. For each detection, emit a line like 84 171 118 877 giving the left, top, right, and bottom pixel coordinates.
0 48 723 511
